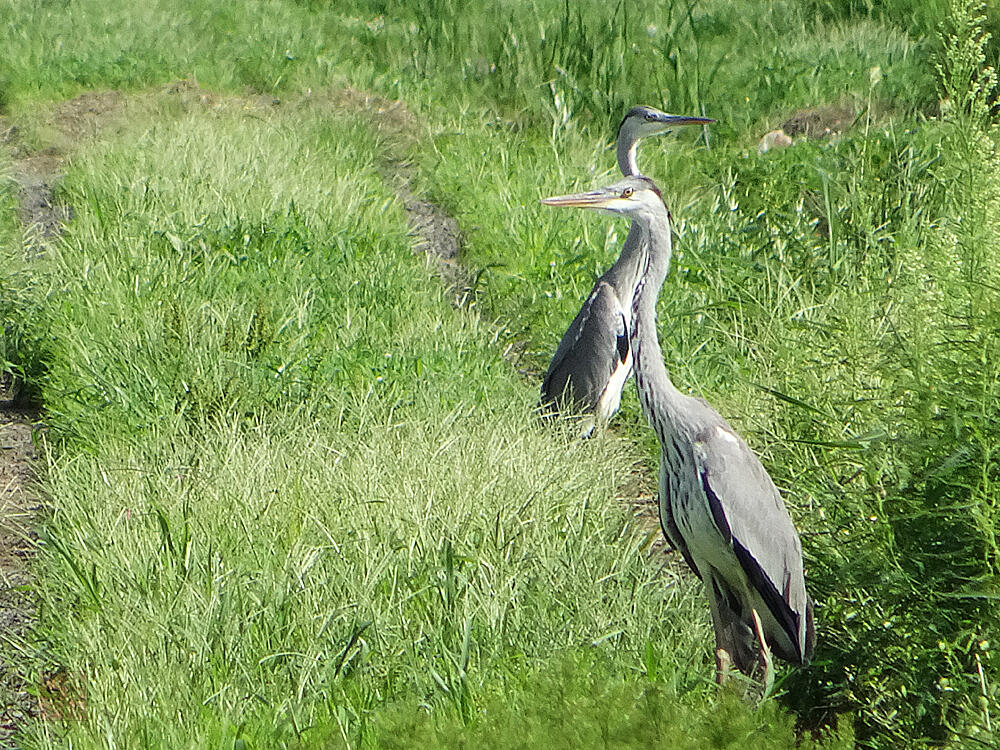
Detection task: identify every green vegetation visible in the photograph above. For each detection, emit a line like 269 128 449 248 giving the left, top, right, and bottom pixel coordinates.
1 0 999 747
9 101 714 747
0 157 41 393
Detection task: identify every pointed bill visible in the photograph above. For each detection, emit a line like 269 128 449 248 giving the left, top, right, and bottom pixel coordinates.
539 187 621 209
646 112 714 127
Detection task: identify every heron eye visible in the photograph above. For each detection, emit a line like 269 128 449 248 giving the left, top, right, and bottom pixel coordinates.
622 187 634 198
644 114 656 121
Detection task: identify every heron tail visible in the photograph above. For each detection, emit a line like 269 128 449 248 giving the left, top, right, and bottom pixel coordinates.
802 594 816 665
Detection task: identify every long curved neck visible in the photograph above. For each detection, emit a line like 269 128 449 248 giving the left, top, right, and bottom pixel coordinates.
600 222 646 307
630 204 685 424
617 136 640 177
612 129 643 301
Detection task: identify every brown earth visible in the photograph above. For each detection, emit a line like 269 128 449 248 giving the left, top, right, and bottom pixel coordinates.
758 103 859 155
781 103 857 139
0 406 40 746
1 103 63 749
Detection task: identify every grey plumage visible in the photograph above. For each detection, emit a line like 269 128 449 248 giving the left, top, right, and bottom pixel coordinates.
541 279 633 428
540 176 814 686
540 107 712 435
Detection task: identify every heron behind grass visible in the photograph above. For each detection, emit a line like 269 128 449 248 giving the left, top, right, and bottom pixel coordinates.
541 176 815 689
540 107 712 436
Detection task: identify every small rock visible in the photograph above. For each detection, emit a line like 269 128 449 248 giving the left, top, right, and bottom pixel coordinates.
758 129 792 154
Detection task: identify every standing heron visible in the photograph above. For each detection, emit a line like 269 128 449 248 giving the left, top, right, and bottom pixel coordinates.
541 176 814 688
540 107 712 436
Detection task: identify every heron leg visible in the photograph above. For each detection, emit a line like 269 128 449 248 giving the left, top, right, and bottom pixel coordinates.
751 608 774 698
705 580 736 686
715 646 733 685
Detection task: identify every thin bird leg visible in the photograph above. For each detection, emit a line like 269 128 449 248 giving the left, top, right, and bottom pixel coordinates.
751 608 774 697
715 646 733 686
706 586 734 685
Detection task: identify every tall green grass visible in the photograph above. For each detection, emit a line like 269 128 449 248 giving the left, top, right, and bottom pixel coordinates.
2 0 999 746
406 2 1000 745
10 101 849 748
1 0 938 133
0 156 45 396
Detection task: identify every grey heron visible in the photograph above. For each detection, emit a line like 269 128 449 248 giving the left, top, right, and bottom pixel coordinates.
541 176 815 688
540 107 713 436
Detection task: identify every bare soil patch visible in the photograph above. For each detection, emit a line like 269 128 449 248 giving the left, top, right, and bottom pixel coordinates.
49 90 125 143
0 92 95 745
1 111 56 749
395 170 470 302
0 407 40 747
781 104 857 139
10 158 72 254
758 103 860 155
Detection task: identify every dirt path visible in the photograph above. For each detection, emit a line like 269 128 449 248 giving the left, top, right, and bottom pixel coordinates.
0 116 57 747
0 406 40 746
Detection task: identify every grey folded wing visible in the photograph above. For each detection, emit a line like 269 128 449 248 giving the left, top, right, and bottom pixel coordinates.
692 423 814 663
541 281 630 413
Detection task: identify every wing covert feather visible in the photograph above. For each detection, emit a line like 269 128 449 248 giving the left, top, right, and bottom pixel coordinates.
692 425 811 659
541 281 629 412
